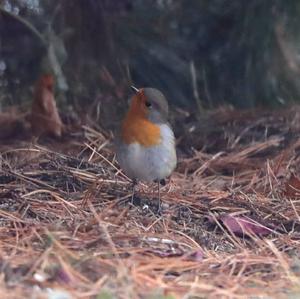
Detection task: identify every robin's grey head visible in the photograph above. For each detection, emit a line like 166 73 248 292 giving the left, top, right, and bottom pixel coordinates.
130 86 169 124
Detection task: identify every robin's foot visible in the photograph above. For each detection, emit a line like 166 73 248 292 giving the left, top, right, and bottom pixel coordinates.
153 179 163 213
154 178 166 186
159 179 166 186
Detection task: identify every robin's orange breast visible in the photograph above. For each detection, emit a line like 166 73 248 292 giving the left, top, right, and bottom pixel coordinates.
121 94 161 147
121 116 160 147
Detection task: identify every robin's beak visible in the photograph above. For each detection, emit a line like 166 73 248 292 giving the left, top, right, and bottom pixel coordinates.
131 85 139 93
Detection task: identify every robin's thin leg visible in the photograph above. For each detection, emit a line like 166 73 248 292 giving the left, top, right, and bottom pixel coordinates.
131 178 137 204
156 179 165 212
157 180 161 212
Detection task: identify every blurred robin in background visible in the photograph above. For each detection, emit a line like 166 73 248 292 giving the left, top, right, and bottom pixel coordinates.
30 74 63 138
116 86 177 209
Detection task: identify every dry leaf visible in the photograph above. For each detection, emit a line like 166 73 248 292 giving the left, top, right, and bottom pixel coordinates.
285 174 300 198
30 74 63 138
184 249 204 262
220 214 271 236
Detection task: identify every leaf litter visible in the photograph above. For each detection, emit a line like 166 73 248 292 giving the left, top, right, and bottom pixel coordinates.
0 106 300 298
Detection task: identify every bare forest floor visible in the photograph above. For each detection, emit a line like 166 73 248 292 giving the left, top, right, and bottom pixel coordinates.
0 106 300 299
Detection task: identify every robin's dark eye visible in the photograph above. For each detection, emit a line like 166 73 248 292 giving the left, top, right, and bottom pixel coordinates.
145 101 152 108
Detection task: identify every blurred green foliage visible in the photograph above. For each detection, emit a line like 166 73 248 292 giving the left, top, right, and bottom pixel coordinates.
96 289 115 299
1 0 300 110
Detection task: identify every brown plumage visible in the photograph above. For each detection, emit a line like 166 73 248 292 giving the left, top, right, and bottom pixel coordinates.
30 74 63 138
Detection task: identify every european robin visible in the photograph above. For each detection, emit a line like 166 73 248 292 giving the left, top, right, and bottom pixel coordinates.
116 86 177 207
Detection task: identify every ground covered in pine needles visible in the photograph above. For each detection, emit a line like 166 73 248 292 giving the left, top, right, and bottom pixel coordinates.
0 106 300 299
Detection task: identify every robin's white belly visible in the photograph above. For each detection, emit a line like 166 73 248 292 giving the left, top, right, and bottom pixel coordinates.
117 124 177 182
